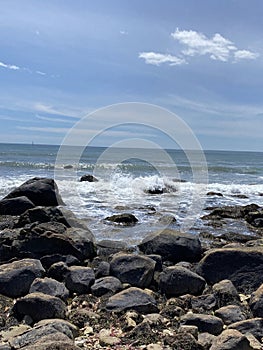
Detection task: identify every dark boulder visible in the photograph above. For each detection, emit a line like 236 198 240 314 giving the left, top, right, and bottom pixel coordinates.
180 313 224 335
196 247 263 293
249 283 263 317
0 196 35 216
91 276 122 297
245 210 263 228
159 266 206 297
47 262 70 282
13 292 67 322
207 192 223 197
212 279 241 308
210 329 253 350
138 229 202 263
97 240 128 257
65 266 95 295
106 287 158 313
110 253 155 288
4 177 64 206
214 305 246 325
105 213 138 225
79 174 98 182
202 204 260 220
0 258 45 298
229 318 263 341
29 277 69 301
13 223 96 262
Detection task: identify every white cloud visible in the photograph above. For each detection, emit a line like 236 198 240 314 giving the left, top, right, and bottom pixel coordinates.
139 52 187 66
120 30 128 35
234 49 259 61
0 61 20 70
36 114 75 123
139 29 259 67
34 103 85 118
36 70 46 76
171 28 259 63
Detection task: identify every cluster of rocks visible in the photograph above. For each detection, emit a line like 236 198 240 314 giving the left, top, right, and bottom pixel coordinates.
0 178 263 349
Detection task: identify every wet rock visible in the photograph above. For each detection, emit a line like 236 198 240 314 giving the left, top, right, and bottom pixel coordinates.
106 287 158 313
145 188 165 195
245 210 263 228
0 258 45 298
215 305 246 325
79 174 98 182
229 318 263 340
138 229 202 263
91 276 122 297
16 207 69 228
4 177 64 206
93 261 110 278
0 196 35 216
13 292 67 322
147 255 162 272
110 253 155 288
159 266 206 297
40 254 80 270
249 283 263 317
180 313 224 335
210 329 253 350
196 247 263 293
29 277 69 301
105 213 138 225
65 266 95 295
207 192 223 197
157 214 177 226
202 204 260 220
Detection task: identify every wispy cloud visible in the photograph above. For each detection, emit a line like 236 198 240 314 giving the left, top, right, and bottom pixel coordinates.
120 30 128 35
139 52 187 66
139 29 259 66
17 126 69 134
0 59 51 76
0 61 20 71
34 103 86 118
36 114 75 123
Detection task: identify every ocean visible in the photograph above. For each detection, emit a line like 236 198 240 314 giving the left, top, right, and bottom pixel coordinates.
0 143 262 244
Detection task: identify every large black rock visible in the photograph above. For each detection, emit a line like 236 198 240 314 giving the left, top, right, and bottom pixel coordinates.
138 229 202 263
4 177 64 206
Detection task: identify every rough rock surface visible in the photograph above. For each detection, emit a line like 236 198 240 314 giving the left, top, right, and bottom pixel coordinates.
138 229 202 263
110 253 155 288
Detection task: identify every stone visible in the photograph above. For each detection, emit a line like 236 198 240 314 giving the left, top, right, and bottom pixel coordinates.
110 253 155 288
0 258 45 298
191 294 217 313
4 177 64 206
202 204 260 220
13 224 96 262
180 313 224 335
99 328 121 346
229 318 263 340
207 192 223 197
212 280 240 308
138 229 202 263
15 333 81 350
106 287 158 313
215 305 246 325
94 261 110 278
210 329 253 350
198 333 216 350
79 174 98 182
91 276 122 297
0 196 35 216
29 277 69 301
65 266 95 295
196 248 263 293
35 319 79 337
250 283 263 317
178 325 198 338
47 262 70 282
97 240 128 257
159 266 206 297
40 254 80 270
105 213 138 225
165 332 201 350
13 292 66 322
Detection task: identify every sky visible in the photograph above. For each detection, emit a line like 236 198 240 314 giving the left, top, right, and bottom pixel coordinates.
0 0 262 151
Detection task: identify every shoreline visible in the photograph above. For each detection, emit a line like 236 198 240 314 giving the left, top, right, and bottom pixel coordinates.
0 177 262 349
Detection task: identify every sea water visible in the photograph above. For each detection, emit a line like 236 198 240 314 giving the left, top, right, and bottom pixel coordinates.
0 143 262 244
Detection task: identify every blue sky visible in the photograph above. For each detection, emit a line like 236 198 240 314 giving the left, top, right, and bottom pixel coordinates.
0 0 262 151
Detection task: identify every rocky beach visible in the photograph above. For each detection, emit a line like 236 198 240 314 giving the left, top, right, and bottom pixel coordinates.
0 177 262 349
